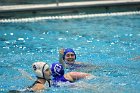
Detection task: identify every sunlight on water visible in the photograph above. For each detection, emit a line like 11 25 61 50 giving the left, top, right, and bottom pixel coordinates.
0 14 140 93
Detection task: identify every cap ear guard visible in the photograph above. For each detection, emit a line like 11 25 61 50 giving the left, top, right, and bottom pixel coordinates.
42 63 49 78
43 64 49 72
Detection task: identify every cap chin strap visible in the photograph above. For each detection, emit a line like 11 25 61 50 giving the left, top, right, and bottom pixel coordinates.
47 79 51 87
42 64 46 78
36 76 45 79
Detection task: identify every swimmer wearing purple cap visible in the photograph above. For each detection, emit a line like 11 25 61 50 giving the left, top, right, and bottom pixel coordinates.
50 62 92 84
59 48 91 69
59 48 99 71
10 62 95 92
59 48 80 68
31 62 92 90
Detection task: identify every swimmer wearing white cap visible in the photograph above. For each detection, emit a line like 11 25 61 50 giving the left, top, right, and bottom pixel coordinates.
9 62 51 92
28 62 51 91
29 62 93 91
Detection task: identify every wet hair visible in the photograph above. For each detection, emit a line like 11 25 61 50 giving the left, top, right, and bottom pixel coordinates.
63 48 76 60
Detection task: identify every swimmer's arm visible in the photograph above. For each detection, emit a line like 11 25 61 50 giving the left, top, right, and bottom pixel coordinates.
59 49 65 68
76 61 93 66
76 62 99 69
76 62 92 65
129 56 140 60
9 84 45 93
68 72 91 81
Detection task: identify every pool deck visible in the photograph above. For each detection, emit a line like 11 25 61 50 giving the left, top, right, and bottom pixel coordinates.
0 0 140 12
0 0 140 18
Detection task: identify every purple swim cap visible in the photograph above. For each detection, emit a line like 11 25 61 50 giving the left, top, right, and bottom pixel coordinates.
51 63 64 77
63 48 76 60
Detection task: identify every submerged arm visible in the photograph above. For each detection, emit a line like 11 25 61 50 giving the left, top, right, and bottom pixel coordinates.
129 56 140 60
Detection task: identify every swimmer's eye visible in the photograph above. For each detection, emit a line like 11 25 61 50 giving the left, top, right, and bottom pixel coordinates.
66 54 75 57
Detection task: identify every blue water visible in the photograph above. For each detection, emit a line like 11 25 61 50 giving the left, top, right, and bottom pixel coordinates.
0 14 140 93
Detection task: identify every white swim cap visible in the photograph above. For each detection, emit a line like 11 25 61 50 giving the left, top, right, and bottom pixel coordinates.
32 62 49 78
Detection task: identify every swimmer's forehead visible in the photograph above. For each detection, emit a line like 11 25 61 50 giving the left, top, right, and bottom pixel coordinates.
66 52 75 54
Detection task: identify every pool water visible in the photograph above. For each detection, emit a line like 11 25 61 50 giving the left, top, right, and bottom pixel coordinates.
0 14 140 93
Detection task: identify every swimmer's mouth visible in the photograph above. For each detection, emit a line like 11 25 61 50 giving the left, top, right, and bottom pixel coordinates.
67 58 75 62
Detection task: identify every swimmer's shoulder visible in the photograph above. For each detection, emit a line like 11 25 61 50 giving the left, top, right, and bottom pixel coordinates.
31 83 45 91
75 62 100 68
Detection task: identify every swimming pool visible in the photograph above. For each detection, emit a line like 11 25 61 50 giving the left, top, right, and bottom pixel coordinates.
0 13 140 93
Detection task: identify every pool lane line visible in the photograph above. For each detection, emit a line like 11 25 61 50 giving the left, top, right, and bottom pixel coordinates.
0 11 140 23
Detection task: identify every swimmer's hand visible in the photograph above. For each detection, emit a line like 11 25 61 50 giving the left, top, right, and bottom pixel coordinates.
59 49 65 55
85 75 96 80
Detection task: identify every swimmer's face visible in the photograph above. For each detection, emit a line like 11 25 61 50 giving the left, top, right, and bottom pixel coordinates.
44 68 51 80
64 52 75 64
